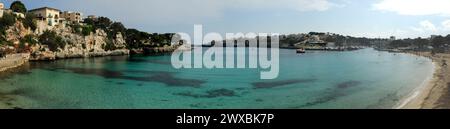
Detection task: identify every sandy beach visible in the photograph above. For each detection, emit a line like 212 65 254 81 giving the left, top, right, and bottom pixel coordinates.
401 51 450 109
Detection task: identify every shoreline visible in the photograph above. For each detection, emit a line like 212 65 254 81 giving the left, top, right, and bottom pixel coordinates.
0 53 30 109
399 51 449 109
0 53 30 72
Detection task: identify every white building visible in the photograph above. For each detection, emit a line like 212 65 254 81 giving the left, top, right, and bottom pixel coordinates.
29 7 62 26
0 2 4 18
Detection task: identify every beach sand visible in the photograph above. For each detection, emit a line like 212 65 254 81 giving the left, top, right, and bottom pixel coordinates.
402 51 450 109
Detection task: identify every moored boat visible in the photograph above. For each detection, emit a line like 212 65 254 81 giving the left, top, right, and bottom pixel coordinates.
296 48 306 53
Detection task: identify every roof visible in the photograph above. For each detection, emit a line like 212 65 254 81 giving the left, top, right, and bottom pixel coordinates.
28 7 61 12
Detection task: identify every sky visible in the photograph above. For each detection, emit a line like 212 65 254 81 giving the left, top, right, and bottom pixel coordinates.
2 0 450 39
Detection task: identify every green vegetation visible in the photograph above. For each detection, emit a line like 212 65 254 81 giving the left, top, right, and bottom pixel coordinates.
83 16 175 50
82 25 94 36
70 23 94 36
0 13 17 46
82 16 125 38
124 28 175 49
10 1 27 14
430 36 448 53
125 28 149 49
21 13 37 31
279 32 379 48
38 30 66 51
103 38 116 51
151 33 174 47
21 34 38 46
109 22 126 38
377 34 450 54
95 17 112 30
18 34 39 53
0 13 17 36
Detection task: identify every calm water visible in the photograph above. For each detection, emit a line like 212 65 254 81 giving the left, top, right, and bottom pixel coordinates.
0 48 434 109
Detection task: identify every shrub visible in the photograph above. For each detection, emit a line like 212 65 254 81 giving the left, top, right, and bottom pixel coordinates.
103 38 116 51
0 13 17 35
70 24 82 34
82 25 94 36
70 24 94 36
22 13 37 31
21 34 38 45
39 30 66 51
95 17 112 30
109 22 125 36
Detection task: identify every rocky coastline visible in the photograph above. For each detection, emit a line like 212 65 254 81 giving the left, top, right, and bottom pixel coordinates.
0 53 29 72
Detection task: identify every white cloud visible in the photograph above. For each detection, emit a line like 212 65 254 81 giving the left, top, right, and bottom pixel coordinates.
442 20 450 30
373 0 450 16
404 20 450 38
290 0 340 12
410 20 437 32
419 20 437 31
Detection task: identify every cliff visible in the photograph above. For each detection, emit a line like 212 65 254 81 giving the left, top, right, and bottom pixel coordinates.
4 20 129 61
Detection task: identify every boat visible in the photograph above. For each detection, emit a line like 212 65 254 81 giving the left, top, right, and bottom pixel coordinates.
296 48 306 53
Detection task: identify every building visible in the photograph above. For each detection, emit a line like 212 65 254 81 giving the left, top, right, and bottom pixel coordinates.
0 2 4 18
430 35 439 40
13 12 25 18
60 11 83 23
29 7 62 26
87 15 97 19
389 36 396 41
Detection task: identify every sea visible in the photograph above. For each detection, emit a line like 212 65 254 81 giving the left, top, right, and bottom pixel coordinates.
0 48 434 109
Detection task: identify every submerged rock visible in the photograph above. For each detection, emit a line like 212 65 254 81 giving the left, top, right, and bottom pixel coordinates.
336 81 361 89
175 89 237 98
252 79 317 89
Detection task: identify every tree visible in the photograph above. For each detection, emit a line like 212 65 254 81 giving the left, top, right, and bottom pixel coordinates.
23 13 37 31
21 34 38 46
431 36 446 53
95 17 112 30
109 22 126 36
83 18 95 26
412 37 429 50
0 13 17 35
125 28 148 49
39 30 65 51
82 25 94 36
10 1 27 14
389 40 411 48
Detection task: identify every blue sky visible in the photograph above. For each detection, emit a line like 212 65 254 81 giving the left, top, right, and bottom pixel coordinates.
3 0 450 38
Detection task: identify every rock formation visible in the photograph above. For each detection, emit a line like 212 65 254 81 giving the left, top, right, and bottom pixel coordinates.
5 21 129 61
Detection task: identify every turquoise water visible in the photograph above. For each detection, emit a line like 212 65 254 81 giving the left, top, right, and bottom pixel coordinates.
0 48 434 109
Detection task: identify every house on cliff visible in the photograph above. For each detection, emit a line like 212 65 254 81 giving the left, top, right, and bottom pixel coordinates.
60 11 83 24
29 7 63 26
0 2 4 18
